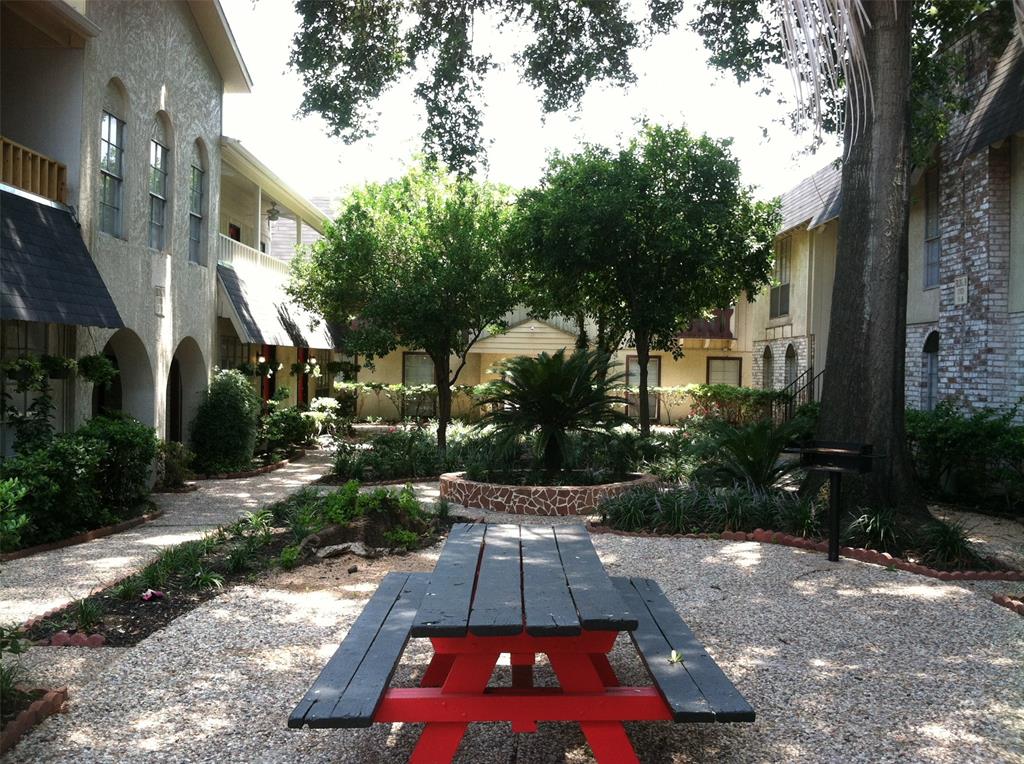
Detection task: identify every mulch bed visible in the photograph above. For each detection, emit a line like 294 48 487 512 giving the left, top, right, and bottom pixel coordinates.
0 686 67 755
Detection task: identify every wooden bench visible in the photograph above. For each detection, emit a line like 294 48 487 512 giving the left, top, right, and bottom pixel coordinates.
611 576 755 723
289 572 429 729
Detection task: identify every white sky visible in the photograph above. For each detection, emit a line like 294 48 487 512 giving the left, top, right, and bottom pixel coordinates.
221 0 841 205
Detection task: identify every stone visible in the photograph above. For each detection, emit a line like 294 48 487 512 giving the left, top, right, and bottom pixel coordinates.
316 541 375 559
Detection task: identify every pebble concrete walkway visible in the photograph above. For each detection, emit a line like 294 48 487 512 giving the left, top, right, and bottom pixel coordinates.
0 450 333 626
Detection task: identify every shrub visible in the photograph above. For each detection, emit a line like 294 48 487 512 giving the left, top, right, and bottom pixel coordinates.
155 440 194 489
261 406 317 453
279 545 301 570
0 478 29 553
78 414 157 512
191 369 261 474
916 519 987 570
685 384 789 425
693 419 803 490
334 427 444 480
906 400 1023 512
843 506 907 556
0 433 105 545
323 480 361 526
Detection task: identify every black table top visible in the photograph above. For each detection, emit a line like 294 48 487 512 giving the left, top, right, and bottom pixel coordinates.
411 523 637 638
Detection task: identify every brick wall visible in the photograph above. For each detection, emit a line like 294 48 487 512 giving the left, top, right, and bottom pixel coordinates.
752 335 812 391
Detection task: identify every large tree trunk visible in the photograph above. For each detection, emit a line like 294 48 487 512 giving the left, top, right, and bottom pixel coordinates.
635 330 652 436
433 352 452 452
817 0 920 511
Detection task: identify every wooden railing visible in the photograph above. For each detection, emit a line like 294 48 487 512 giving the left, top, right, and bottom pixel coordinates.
679 307 734 340
217 233 291 276
1 136 67 204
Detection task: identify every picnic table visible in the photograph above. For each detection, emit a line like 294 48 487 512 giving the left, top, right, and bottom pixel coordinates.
289 523 754 763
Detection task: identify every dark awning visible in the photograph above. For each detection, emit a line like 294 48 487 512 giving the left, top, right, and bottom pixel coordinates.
216 262 334 350
1 189 123 329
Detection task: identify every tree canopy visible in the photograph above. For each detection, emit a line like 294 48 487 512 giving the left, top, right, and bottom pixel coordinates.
690 0 1017 163
289 0 683 174
288 162 520 448
509 124 780 434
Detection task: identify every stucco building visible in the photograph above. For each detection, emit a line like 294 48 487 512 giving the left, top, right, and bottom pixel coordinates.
750 34 1024 415
0 0 336 454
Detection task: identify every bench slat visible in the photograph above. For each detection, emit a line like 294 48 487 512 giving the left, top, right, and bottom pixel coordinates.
629 577 754 722
289 572 417 728
326 573 430 726
614 577 755 723
468 524 523 635
522 526 581 636
411 523 486 637
555 525 636 631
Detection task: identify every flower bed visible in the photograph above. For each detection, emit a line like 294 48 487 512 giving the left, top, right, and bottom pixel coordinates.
439 471 658 516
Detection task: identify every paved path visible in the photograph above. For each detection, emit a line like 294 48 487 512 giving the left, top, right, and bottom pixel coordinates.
0 450 333 626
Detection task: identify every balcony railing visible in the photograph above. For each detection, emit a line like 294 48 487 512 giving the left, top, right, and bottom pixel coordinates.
679 307 734 340
217 233 291 276
1 136 67 204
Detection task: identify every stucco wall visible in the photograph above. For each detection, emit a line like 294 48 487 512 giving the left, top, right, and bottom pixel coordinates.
74 0 224 439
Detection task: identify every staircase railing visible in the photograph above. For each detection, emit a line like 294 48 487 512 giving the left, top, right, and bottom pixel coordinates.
773 367 825 423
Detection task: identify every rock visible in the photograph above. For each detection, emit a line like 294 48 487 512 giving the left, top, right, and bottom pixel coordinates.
347 565 358 574
315 541 376 559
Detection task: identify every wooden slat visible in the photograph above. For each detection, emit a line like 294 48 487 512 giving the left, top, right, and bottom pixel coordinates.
521 526 580 636
468 524 523 636
411 523 486 637
289 573 419 728
554 525 636 631
615 577 755 723
1 136 69 204
327 573 430 726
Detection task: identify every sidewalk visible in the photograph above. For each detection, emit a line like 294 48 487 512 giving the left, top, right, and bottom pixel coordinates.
0 449 332 626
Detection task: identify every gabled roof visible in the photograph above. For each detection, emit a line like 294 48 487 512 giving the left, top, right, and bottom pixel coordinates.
217 262 333 350
953 35 1024 161
187 0 252 93
1 188 123 329
778 162 842 234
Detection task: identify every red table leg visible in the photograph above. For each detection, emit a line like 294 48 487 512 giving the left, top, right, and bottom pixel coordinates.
590 653 620 687
409 651 499 764
420 654 456 687
548 652 640 764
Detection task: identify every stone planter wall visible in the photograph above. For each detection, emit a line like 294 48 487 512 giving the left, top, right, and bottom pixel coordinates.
439 472 657 516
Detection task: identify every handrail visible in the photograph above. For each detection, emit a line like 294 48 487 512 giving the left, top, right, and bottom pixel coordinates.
217 233 291 276
774 367 825 422
1 136 67 204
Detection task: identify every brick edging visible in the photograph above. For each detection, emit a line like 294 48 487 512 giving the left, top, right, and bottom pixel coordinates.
0 509 165 562
0 686 68 754
587 525 1024 582
992 594 1024 616
192 449 307 480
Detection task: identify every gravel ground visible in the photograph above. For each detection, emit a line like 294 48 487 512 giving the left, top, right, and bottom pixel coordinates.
929 506 1024 571
0 450 333 626
8 534 1023 764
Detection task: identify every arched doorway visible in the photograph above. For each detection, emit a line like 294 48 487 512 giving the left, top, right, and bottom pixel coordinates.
91 329 155 425
784 345 798 388
167 337 207 443
762 346 774 390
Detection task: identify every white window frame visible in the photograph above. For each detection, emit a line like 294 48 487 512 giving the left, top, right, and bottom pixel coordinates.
148 140 169 251
188 164 205 264
99 111 125 237
707 357 742 386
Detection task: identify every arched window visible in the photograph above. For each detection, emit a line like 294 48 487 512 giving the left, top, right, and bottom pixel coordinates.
784 344 797 388
148 112 173 251
188 139 208 264
923 331 940 411
762 346 774 389
100 79 128 237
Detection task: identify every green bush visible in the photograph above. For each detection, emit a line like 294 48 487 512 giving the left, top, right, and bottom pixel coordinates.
0 478 29 552
0 434 106 546
906 400 1023 512
842 506 908 556
916 519 987 570
78 414 157 512
156 440 194 489
686 384 789 425
261 406 317 453
191 369 261 474
334 427 445 480
692 419 803 490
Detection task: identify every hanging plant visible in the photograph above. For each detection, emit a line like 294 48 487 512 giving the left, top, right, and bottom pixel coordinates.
77 354 119 388
289 361 306 377
324 360 346 376
257 361 280 378
2 356 46 390
306 358 322 378
237 361 258 377
41 354 77 379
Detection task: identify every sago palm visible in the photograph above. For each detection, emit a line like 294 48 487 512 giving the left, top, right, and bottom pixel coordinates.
477 349 627 474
